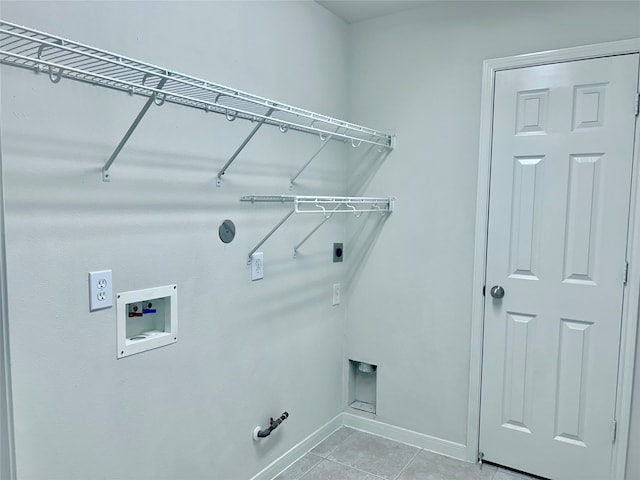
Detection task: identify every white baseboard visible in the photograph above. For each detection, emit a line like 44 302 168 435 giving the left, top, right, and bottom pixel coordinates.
250 412 469 480
341 413 467 461
249 414 343 480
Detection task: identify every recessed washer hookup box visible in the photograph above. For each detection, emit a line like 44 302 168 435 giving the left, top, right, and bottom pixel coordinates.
116 284 178 359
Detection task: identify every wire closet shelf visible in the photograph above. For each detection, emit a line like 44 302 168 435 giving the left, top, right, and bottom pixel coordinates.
240 195 394 215
240 195 394 262
0 20 394 150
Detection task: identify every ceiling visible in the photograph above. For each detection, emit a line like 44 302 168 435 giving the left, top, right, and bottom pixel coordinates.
315 0 430 24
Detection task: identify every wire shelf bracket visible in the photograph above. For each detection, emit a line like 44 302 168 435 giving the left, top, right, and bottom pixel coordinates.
240 195 394 263
289 130 337 190
0 20 396 182
293 203 342 257
288 133 397 191
216 107 275 186
103 76 167 181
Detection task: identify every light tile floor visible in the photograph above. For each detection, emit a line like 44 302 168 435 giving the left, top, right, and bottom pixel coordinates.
274 428 541 480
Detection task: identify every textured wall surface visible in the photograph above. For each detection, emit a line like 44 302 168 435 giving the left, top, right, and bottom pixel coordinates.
2 1 640 479
346 2 640 476
1 2 350 478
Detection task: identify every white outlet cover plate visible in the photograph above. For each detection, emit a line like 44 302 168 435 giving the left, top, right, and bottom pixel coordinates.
89 270 113 311
251 252 264 281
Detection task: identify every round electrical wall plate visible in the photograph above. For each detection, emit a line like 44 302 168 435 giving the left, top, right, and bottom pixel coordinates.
219 219 236 244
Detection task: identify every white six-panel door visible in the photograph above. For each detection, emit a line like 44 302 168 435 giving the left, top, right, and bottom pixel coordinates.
480 54 639 480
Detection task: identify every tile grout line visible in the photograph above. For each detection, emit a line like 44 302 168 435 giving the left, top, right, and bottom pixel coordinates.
325 445 421 480
324 429 424 480
321 458 388 480
305 454 329 479
319 428 355 460
392 447 423 480
298 427 358 479
282 428 541 480
297 457 324 480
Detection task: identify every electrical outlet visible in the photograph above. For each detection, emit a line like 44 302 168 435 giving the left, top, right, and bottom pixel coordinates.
333 243 344 263
251 252 264 281
332 283 341 306
89 270 113 311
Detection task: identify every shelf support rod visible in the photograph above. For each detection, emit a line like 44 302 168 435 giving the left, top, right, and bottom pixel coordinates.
247 207 296 264
217 107 275 187
289 134 335 190
102 78 167 182
293 204 341 258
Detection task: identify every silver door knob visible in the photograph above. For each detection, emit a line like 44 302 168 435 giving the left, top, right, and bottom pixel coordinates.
490 285 505 299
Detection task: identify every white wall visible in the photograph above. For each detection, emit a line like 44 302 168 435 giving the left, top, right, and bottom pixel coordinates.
0 2 351 478
0 92 14 479
345 1 640 477
3 1 640 479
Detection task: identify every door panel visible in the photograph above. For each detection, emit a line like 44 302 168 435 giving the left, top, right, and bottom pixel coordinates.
509 156 544 280
480 54 639 480
501 311 536 433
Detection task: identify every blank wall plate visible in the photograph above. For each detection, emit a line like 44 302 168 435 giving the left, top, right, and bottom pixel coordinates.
89 270 113 311
251 252 264 281
332 283 341 306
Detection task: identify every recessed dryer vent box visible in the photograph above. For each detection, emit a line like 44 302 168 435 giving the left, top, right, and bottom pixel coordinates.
116 285 177 359
348 359 377 414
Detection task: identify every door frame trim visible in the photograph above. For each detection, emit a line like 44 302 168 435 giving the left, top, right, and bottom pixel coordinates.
468 38 640 480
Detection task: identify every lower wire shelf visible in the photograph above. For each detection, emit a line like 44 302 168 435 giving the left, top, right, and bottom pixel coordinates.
240 195 395 263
